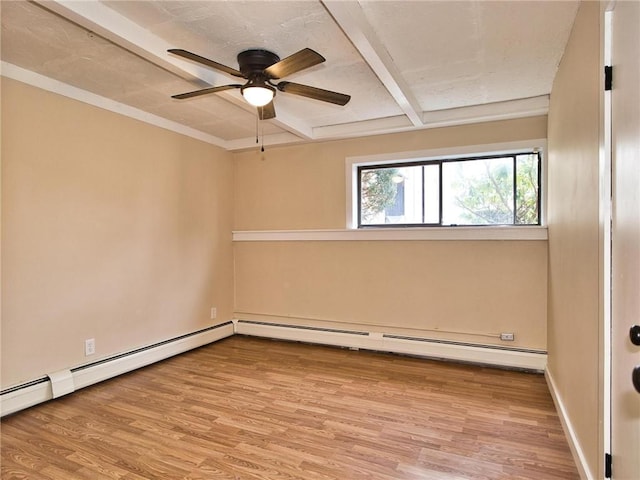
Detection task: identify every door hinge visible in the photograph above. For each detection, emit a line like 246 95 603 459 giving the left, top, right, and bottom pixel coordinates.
605 452 612 478
605 66 613 91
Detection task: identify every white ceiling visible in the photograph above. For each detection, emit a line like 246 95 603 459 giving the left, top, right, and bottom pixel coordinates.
1 0 579 151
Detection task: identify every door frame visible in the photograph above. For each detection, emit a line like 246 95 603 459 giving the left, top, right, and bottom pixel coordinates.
598 2 614 478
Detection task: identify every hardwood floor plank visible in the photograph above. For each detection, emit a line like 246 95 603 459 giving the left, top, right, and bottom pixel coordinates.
1 336 579 479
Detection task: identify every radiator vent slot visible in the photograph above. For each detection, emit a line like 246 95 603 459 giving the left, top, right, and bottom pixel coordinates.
72 322 233 373
0 377 48 396
237 320 368 336
383 334 546 354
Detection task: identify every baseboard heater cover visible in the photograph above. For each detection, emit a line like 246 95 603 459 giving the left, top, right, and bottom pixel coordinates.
48 369 74 398
1 322 234 417
236 320 369 336
235 320 547 371
383 333 546 354
2 320 546 417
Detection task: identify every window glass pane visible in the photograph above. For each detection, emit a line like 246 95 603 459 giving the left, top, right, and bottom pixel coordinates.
360 167 398 224
442 157 514 225
515 154 540 224
390 165 423 224
423 164 439 223
360 166 423 225
357 150 540 228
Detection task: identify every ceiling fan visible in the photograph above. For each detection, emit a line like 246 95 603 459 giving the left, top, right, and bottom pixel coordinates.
168 48 351 120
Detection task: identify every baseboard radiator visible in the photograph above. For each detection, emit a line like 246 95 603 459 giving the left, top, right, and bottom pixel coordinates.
234 320 547 372
0 322 234 417
1 319 547 417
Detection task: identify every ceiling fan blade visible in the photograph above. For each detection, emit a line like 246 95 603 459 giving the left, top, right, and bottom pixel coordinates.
258 101 276 120
168 49 244 78
264 48 325 79
277 81 351 106
172 84 241 100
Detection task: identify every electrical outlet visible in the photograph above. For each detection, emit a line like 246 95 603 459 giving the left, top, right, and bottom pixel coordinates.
85 338 96 356
210 307 217 320
500 333 515 341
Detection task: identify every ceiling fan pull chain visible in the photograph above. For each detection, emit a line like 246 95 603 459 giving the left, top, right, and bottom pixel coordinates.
261 117 265 153
256 110 259 144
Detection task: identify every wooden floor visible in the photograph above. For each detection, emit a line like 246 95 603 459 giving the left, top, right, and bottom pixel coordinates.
1 336 579 480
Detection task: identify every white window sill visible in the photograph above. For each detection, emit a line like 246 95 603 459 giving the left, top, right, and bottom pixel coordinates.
232 226 548 242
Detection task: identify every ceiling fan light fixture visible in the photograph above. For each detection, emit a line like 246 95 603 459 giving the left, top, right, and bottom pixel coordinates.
242 84 275 107
170 47 350 117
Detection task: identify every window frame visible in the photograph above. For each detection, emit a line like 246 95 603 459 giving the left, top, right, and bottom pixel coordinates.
346 140 547 230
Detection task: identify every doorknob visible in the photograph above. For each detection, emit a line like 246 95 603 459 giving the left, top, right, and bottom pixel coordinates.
630 325 640 346
633 366 640 394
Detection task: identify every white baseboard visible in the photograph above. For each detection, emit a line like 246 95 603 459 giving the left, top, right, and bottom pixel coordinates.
545 369 592 480
234 320 547 371
1 322 234 417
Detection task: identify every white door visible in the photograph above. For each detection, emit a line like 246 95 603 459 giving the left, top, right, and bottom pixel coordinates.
611 1 640 478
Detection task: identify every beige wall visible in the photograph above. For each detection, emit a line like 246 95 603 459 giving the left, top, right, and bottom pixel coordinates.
1 78 549 387
235 116 547 230
235 240 548 348
1 78 234 388
234 117 548 349
547 2 601 478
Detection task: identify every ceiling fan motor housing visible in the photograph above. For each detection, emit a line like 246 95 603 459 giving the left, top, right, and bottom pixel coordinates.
237 49 280 78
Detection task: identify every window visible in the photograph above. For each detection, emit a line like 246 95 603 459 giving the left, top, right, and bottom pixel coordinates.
357 152 541 227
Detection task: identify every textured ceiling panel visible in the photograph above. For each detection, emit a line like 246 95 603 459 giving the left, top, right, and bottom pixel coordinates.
104 1 402 125
1 1 284 141
359 0 579 111
1 0 579 149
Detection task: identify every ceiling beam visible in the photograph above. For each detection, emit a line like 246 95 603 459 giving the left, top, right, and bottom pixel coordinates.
32 0 313 140
313 96 549 141
322 0 424 127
